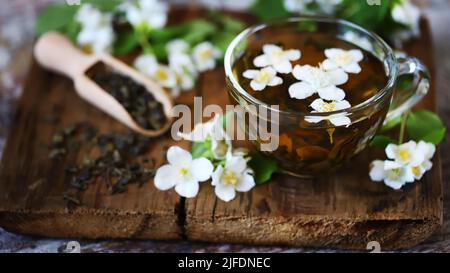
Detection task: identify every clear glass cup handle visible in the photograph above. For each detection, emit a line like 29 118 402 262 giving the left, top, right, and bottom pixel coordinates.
384 55 430 124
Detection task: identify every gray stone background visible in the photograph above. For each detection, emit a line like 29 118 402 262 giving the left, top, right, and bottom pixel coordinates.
0 0 449 252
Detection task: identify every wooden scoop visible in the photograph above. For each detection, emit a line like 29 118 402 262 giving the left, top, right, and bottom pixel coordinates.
34 32 173 137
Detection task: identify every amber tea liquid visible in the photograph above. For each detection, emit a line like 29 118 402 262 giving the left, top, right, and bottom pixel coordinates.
230 32 389 176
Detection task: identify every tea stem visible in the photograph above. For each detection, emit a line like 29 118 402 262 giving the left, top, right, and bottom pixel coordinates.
136 29 154 54
398 111 409 144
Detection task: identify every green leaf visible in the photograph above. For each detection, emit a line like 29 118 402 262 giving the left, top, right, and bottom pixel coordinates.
150 24 191 43
251 0 290 21
35 4 79 36
211 32 236 57
218 14 245 33
338 0 390 31
64 20 81 42
420 128 446 144
182 20 217 45
406 110 446 145
191 141 213 160
114 31 139 55
380 116 402 132
371 135 397 149
152 42 169 61
248 152 278 185
84 0 122 12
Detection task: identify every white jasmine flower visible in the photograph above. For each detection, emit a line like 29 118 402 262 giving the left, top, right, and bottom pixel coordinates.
289 64 348 101
369 160 415 190
211 155 255 202
77 26 115 53
242 66 283 91
198 0 256 11
121 0 168 30
315 0 342 14
283 0 313 13
178 115 232 160
192 42 222 72
154 146 214 198
385 140 422 166
253 44 301 74
76 4 109 29
134 54 177 88
178 115 219 142
341 31 373 52
409 141 435 180
166 39 190 55
391 0 421 36
75 4 115 53
283 0 342 14
169 53 198 95
305 98 351 126
210 129 232 160
323 48 364 74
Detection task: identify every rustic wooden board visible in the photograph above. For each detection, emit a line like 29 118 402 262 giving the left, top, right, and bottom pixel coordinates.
0 7 442 250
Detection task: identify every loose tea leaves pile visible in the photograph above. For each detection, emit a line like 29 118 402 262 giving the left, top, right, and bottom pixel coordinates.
88 63 167 130
49 122 158 208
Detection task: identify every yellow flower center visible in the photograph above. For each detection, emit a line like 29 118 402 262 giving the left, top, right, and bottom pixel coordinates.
214 140 229 158
270 48 284 60
311 67 329 87
221 170 239 185
155 69 168 81
397 149 410 162
412 166 421 176
256 69 270 83
387 168 402 180
319 101 336 112
334 52 351 65
200 50 212 60
179 168 189 176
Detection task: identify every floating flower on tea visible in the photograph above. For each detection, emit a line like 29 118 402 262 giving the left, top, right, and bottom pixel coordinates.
75 4 115 53
323 48 364 74
253 44 301 74
305 98 351 126
211 155 255 202
121 0 168 31
134 54 177 88
289 64 348 101
243 66 283 91
369 140 436 189
154 146 214 198
192 42 222 72
369 160 415 190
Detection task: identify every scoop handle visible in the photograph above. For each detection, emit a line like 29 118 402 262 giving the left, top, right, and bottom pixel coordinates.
34 32 96 78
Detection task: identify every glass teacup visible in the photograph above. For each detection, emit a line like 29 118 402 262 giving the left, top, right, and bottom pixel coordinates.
224 17 430 178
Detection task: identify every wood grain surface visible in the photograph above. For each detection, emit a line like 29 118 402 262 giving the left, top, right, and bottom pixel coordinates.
0 5 446 251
